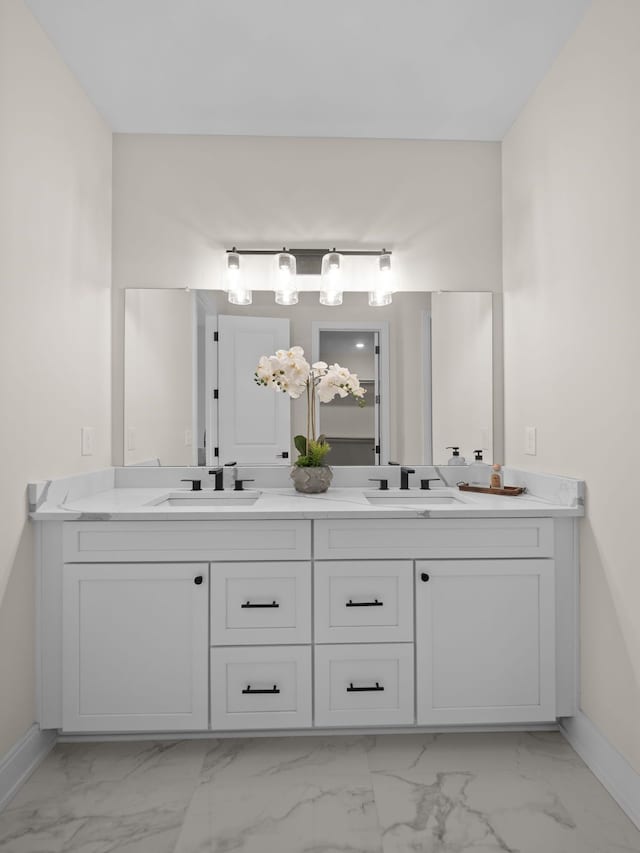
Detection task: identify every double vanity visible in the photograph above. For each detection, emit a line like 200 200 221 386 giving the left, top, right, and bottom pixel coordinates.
31 465 583 737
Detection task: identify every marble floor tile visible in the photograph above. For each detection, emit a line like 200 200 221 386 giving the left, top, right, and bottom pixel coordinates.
174 774 382 853
371 763 640 853
366 732 525 775
0 740 206 853
199 734 373 785
1 733 639 853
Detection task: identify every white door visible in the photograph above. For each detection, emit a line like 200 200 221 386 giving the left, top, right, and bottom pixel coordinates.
218 315 291 464
62 563 209 732
416 560 556 724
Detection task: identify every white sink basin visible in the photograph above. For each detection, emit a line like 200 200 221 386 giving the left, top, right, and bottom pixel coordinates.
151 490 260 507
364 489 461 506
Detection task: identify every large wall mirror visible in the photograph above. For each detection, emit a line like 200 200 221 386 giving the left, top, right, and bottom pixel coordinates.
123 289 497 467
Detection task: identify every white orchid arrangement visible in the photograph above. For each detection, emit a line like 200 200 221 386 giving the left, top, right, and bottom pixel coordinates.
255 346 366 467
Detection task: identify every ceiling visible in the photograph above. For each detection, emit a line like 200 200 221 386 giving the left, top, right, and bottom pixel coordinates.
26 0 591 140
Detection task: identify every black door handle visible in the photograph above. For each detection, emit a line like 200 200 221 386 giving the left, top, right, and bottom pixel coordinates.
345 599 383 607
242 685 280 694
241 601 279 609
421 573 430 582
194 575 204 585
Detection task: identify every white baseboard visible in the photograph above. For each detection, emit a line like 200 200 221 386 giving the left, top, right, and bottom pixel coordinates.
0 725 56 812
561 711 640 830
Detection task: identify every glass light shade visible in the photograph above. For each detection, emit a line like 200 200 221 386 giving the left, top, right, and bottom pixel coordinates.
226 251 252 305
228 288 252 305
368 289 393 307
320 251 343 306
369 252 393 306
275 252 298 305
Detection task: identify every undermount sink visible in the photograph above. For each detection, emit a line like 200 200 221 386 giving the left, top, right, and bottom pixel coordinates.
364 489 461 506
151 490 260 507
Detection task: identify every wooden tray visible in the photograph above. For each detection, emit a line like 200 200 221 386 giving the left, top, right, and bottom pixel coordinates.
458 483 526 497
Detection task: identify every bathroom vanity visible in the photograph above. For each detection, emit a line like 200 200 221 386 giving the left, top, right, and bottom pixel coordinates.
31 466 582 736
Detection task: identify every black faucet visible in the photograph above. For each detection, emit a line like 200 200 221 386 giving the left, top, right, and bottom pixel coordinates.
180 478 202 492
400 467 415 490
208 468 224 491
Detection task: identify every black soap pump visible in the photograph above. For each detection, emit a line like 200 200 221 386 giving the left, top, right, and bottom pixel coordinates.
446 446 466 466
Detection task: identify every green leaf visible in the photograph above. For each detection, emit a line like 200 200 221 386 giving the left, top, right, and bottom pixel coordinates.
293 435 308 456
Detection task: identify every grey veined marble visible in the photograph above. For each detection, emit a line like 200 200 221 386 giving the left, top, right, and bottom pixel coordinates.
1 733 639 853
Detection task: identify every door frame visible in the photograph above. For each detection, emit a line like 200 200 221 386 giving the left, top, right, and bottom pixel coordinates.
311 320 390 465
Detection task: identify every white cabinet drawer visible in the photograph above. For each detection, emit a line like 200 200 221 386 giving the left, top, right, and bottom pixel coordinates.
211 646 311 730
211 562 311 645
314 518 553 559
314 561 413 643
63 520 311 562
314 644 414 727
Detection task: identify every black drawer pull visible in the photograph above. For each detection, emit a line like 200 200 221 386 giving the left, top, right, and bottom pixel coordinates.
241 601 279 609
346 682 384 693
242 685 280 694
346 599 383 608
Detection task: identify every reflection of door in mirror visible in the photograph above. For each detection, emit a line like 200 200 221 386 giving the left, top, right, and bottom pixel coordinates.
316 330 380 466
215 315 291 465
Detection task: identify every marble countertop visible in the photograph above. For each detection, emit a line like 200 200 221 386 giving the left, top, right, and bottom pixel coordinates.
30 484 584 521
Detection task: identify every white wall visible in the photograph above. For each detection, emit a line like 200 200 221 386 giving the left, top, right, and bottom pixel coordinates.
112 134 501 293
503 0 640 771
0 0 112 756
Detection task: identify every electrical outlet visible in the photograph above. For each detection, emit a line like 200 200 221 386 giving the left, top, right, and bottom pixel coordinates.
525 426 537 456
184 428 192 447
81 426 95 456
127 427 136 452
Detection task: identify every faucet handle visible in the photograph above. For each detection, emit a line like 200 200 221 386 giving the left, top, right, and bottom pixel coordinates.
234 479 255 492
420 478 441 491
368 478 389 491
180 479 202 492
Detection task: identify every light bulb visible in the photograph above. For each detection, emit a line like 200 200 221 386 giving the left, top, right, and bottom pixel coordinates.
275 252 298 305
368 252 393 306
320 251 343 306
226 251 252 305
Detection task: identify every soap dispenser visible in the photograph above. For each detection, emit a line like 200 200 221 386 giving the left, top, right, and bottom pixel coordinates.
468 450 491 485
446 446 466 466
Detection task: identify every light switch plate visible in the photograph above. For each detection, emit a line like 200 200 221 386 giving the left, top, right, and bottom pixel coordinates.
525 426 537 456
81 426 95 456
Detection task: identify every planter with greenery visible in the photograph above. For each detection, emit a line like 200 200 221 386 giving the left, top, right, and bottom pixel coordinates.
255 346 365 493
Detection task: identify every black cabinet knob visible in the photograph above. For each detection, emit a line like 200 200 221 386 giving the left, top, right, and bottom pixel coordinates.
194 575 204 585
420 572 430 582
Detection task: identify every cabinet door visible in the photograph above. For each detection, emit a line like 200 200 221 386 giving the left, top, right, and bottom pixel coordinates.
416 560 555 724
62 563 209 732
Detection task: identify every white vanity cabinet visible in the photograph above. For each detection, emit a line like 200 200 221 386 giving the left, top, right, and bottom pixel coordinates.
415 559 556 724
38 511 575 735
61 562 209 732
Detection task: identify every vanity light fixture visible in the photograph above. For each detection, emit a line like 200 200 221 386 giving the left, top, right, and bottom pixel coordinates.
274 250 298 305
368 251 393 307
319 250 343 306
226 249 252 305
223 247 392 306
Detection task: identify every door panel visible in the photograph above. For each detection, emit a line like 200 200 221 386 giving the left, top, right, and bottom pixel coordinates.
416 560 556 724
218 315 291 464
62 563 209 732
